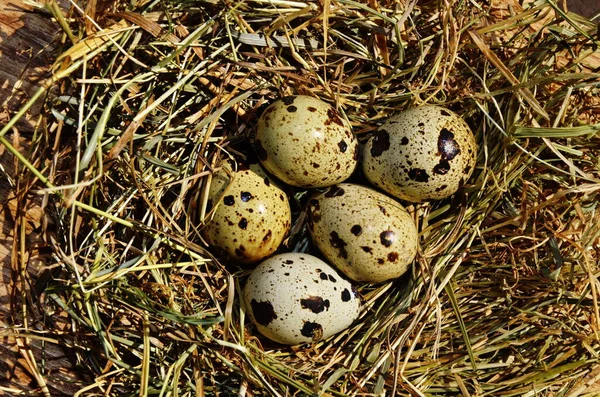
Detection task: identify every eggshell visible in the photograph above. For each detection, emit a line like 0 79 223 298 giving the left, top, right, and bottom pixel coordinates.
255 95 358 188
201 162 291 263
362 105 477 202
243 253 360 345
307 183 418 283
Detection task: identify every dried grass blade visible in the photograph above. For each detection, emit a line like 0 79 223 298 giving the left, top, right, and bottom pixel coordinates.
468 30 550 121
445 282 477 370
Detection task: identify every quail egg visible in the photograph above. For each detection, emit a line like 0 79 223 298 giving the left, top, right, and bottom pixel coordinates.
243 253 361 345
255 95 358 188
362 105 477 202
307 183 418 283
201 162 291 263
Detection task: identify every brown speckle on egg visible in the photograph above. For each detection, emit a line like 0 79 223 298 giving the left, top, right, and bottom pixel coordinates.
326 108 344 127
251 299 278 326
438 128 460 160
408 168 430 182
300 296 330 313
329 231 348 259
301 321 324 340
224 195 235 205
433 160 451 175
341 289 351 302
350 225 362 236
370 130 390 157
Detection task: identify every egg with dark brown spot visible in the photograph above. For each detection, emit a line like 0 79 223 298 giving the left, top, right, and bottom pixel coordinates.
255 95 358 188
201 162 291 263
307 183 418 283
243 253 360 345
362 105 477 202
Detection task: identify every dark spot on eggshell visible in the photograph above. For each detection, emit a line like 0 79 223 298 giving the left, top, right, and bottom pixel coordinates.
263 230 272 242
353 145 359 161
438 128 460 161
287 105 297 112
224 195 235 206
251 299 278 325
361 246 372 253
308 106 317 112
433 160 451 175
300 321 323 340
255 140 268 161
241 191 253 202
328 275 337 282
329 231 349 259
418 122 425 128
238 218 248 230
282 96 296 105
300 296 330 313
341 289 351 302
351 225 362 236
263 177 271 186
378 205 387 215
464 165 472 175
338 140 348 153
370 130 390 157
326 108 344 127
311 162 321 168
377 258 385 265
284 259 294 264
307 199 321 224
388 252 399 262
408 168 430 182
380 230 395 247
325 186 345 198
440 109 451 117
435 184 448 192
401 136 409 145
319 273 328 280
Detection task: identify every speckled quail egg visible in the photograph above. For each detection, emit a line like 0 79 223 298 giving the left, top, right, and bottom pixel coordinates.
362 105 477 202
307 183 418 283
201 162 291 263
255 95 359 188
243 253 360 345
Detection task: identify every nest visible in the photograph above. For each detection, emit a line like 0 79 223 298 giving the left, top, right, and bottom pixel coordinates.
4 0 600 395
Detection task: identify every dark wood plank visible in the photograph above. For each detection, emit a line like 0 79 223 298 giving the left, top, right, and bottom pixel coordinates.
0 1 86 395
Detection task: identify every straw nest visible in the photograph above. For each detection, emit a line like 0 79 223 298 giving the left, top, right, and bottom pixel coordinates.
4 0 600 395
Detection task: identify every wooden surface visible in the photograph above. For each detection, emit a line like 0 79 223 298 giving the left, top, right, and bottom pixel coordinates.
0 1 85 396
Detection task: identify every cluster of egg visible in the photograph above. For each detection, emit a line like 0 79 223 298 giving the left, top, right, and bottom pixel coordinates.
201 95 477 345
